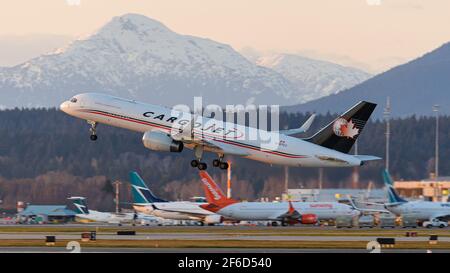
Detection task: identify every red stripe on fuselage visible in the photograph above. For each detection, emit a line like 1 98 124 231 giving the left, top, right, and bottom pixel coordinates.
81 109 307 159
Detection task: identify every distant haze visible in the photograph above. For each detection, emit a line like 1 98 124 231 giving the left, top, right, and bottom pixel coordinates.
1 0 450 72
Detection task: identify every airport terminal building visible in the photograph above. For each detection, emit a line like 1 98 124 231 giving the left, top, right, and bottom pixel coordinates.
17 205 76 224
394 177 450 202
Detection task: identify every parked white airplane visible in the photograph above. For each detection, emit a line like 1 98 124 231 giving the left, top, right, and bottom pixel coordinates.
68 196 157 225
198 171 360 225
60 93 380 170
129 172 223 225
382 170 450 224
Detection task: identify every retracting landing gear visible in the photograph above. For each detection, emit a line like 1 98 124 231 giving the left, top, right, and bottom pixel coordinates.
212 155 229 170
87 120 98 141
191 146 207 170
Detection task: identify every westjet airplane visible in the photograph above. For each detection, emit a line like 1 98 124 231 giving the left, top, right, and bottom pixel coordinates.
198 171 360 226
382 170 450 224
60 93 380 170
68 196 158 225
129 172 223 225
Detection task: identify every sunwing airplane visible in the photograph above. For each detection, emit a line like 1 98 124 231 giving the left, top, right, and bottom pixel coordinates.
382 169 450 222
60 93 380 170
198 171 360 225
129 171 223 225
68 196 157 225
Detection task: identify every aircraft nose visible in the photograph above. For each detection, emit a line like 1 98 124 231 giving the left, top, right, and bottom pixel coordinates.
59 101 69 112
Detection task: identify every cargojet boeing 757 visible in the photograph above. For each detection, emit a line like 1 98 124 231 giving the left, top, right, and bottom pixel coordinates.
60 93 380 170
198 171 360 226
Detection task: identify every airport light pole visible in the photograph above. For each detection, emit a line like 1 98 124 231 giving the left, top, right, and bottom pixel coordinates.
227 160 232 199
113 180 122 214
284 166 289 195
384 97 391 172
318 168 323 190
352 140 359 189
433 104 439 180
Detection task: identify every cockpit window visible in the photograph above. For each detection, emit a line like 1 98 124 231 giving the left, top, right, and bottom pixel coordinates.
70 97 78 103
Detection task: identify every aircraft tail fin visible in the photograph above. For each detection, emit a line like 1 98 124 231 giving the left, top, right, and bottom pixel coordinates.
382 169 407 203
198 171 237 212
68 196 89 214
305 101 376 153
129 171 167 204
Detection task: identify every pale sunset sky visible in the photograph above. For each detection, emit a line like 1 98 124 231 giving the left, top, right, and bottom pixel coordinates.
1 0 450 72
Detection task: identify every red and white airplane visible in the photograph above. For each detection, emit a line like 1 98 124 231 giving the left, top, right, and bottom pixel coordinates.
198 171 360 226
60 93 380 170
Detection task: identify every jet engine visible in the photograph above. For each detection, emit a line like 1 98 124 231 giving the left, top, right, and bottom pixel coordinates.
300 214 318 224
203 214 223 225
142 131 184 152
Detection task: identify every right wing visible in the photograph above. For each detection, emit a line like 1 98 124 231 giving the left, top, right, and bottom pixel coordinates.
169 116 250 157
347 198 390 214
279 114 316 136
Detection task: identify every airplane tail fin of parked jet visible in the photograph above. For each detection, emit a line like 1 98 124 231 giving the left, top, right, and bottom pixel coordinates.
68 196 89 214
382 169 408 203
198 171 237 212
305 101 376 154
129 171 168 204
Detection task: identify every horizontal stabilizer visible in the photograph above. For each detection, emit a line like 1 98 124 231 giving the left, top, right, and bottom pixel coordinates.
354 155 382 162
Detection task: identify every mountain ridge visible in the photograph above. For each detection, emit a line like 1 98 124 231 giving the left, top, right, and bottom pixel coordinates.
284 42 450 118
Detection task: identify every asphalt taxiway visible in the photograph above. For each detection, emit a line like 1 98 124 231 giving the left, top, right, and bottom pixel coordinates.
0 232 449 242
0 247 447 253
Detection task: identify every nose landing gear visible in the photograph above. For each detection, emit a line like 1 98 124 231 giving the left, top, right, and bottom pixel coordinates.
87 120 98 141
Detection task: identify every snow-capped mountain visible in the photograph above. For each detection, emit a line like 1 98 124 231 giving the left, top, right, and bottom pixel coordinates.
255 54 372 103
0 14 296 108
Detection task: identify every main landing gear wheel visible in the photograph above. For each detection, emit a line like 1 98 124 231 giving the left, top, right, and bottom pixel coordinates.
198 162 207 170
219 162 229 170
213 155 229 170
213 159 220 167
191 160 207 170
190 160 199 168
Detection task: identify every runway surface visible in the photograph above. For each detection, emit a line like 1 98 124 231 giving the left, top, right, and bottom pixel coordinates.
1 224 449 253
0 232 449 242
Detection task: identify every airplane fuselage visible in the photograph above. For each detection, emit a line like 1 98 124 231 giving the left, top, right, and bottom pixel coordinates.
385 201 450 221
75 210 135 224
60 93 364 167
214 202 358 221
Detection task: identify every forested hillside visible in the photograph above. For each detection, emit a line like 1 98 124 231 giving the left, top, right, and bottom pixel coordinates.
0 109 448 210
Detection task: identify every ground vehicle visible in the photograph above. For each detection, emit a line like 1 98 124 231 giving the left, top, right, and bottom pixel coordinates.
422 219 448 228
401 216 418 228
